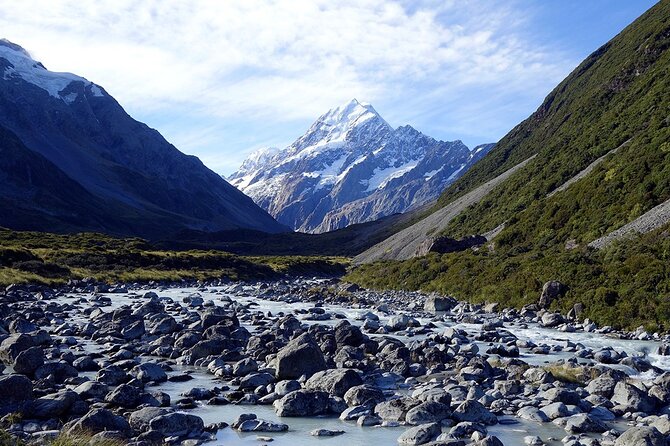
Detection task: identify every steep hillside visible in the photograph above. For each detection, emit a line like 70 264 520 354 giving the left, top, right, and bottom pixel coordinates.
230 99 492 233
348 1 670 330
0 39 287 238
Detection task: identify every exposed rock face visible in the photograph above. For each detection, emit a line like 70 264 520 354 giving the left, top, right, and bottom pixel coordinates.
614 426 666 446
230 99 493 233
0 39 287 238
417 235 487 256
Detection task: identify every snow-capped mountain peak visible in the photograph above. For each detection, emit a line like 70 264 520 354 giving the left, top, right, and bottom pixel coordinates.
0 39 104 103
229 100 494 233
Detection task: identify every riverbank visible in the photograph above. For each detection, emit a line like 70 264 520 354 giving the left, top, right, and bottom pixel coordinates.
2 278 670 446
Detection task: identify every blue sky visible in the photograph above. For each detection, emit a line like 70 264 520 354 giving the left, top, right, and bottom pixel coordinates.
0 0 658 175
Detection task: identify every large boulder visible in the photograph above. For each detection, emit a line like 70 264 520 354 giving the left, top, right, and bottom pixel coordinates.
452 400 497 425
25 390 79 419
305 368 363 397
344 385 386 407
374 397 420 422
13 346 45 375
34 361 78 383
397 422 441 445
424 295 456 313
614 426 666 446
149 413 205 438
0 333 35 364
611 382 656 413
564 414 607 434
405 401 451 425
274 390 331 417
131 362 167 383
129 407 171 432
275 333 326 380
0 374 34 415
538 281 565 308
105 384 141 408
65 408 132 437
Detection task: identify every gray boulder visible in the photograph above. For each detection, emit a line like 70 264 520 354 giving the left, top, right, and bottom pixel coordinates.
0 333 35 364
131 362 167 383
614 426 666 446
13 346 45 375
275 333 326 380
25 390 79 419
452 400 497 425
274 390 331 417
424 295 455 313
564 414 607 433
305 368 363 397
397 422 441 445
611 382 656 413
538 281 565 308
149 412 205 438
344 385 386 407
64 408 132 437
0 374 33 414
128 407 171 432
405 401 451 425
105 384 141 408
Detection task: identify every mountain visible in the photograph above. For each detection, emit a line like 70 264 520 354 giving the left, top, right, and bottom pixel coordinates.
229 99 493 233
349 2 670 330
0 39 287 237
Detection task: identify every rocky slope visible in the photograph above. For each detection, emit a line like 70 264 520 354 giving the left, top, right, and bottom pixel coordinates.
0 39 287 238
229 99 492 233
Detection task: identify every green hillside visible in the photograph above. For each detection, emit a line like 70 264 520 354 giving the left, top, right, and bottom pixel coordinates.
348 1 670 330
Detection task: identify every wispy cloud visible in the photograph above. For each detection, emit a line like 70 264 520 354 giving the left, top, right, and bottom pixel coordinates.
0 0 585 173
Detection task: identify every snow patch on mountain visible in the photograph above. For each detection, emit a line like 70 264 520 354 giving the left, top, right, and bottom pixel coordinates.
0 39 103 102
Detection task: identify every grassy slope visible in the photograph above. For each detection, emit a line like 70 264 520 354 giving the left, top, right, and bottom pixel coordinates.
0 228 347 287
347 2 670 330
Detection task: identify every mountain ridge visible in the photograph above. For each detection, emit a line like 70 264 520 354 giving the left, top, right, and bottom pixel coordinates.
230 99 492 233
0 40 288 238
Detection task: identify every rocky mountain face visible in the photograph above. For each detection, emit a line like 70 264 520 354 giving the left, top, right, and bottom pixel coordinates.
229 99 492 233
0 40 287 237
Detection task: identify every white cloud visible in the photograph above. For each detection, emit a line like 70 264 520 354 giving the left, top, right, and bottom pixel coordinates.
0 0 573 173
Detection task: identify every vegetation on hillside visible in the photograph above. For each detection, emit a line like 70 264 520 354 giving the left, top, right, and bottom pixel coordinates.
347 224 670 331
347 2 670 331
0 228 347 287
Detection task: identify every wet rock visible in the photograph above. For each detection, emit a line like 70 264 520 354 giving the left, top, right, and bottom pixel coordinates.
275 333 326 380
274 390 331 417
305 368 363 397
232 414 288 432
540 313 564 328
614 426 665 446
0 374 33 415
239 372 275 390
13 346 44 375
375 397 419 422
611 381 656 413
585 376 616 398
25 390 79 419
96 365 129 385
73 381 109 400
64 408 132 437
131 362 167 383
105 384 141 408
311 428 345 436
233 358 258 376
128 407 171 432
563 413 607 433
339 405 371 420
344 385 386 407
517 406 550 423
149 412 205 438
405 401 451 425
0 333 36 363
452 400 497 425
397 422 441 445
